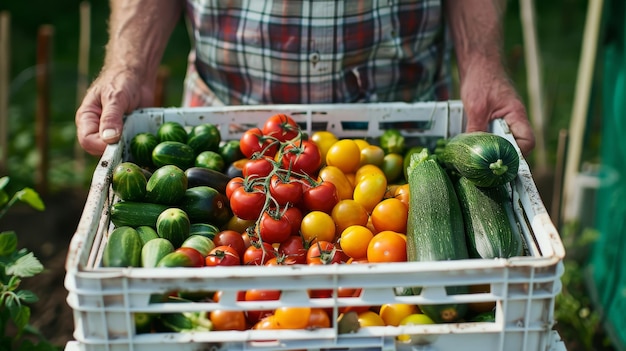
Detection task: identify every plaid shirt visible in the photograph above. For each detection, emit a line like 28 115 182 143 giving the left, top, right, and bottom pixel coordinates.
182 0 450 107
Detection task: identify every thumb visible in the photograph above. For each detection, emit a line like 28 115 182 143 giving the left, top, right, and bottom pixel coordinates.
98 102 126 144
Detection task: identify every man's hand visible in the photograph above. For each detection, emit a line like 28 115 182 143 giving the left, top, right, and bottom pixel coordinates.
75 69 153 155
460 61 535 156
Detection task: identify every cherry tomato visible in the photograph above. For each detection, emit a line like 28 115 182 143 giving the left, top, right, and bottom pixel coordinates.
274 307 311 329
262 113 300 142
302 181 338 213
353 172 387 213
170 247 205 267
245 289 281 324
339 225 374 260
360 145 385 167
317 166 354 200
229 186 266 220
306 308 331 328
268 174 303 206
306 240 342 265
253 315 281 330
259 209 292 244
394 184 410 209
371 198 408 234
381 153 404 183
242 157 275 180
311 131 338 163
225 176 245 199
242 241 276 265
338 287 370 314
212 230 247 258
331 199 370 234
325 139 361 174
379 303 418 326
210 310 246 331
300 211 336 243
205 245 241 266
283 206 303 236
213 290 246 303
366 231 407 263
265 254 298 266
357 311 386 327
281 140 322 176
354 164 387 184
224 215 256 234
240 127 278 158
278 235 307 264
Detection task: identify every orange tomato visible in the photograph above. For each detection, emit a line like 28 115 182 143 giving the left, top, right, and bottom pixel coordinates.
339 225 374 259
367 231 407 263
307 308 331 328
209 310 247 331
394 183 410 209
274 306 312 329
371 198 408 234
331 199 370 234
379 303 418 326
318 166 354 200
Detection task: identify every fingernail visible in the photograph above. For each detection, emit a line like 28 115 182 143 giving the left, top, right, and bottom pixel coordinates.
102 129 119 141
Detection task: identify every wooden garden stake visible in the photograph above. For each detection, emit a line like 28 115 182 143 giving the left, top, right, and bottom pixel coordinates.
74 1 91 177
0 12 9 174
36 25 54 195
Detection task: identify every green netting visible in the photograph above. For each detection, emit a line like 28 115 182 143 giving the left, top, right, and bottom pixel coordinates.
589 1 626 349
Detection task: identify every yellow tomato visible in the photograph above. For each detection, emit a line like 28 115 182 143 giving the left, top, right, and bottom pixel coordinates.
311 131 338 163
318 166 354 200
357 311 386 327
379 303 418 327
353 138 370 150
339 225 374 260
300 211 336 243
326 139 361 174
397 313 436 343
353 172 387 213
354 164 386 184
331 199 370 234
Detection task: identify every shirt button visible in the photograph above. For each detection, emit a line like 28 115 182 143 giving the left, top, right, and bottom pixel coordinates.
309 51 320 64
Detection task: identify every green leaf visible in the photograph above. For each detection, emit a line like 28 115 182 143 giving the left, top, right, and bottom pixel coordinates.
6 253 44 278
12 304 30 332
0 189 8 208
15 188 45 211
0 177 8 190
16 290 39 304
0 231 18 256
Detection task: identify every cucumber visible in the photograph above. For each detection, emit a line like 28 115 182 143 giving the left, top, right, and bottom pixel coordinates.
454 176 521 258
179 186 232 226
102 226 142 267
157 121 188 143
134 312 156 334
129 132 159 168
439 132 519 188
135 225 159 245
156 208 191 248
187 123 221 154
405 149 468 323
184 167 231 195
219 140 244 166
110 201 171 228
145 165 188 205
152 141 196 170
189 223 220 240
111 162 147 201
141 237 175 268
195 151 225 172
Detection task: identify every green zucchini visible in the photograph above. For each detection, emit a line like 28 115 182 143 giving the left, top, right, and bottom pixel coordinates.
439 131 519 188
405 149 468 323
454 176 522 259
102 226 142 267
110 201 171 228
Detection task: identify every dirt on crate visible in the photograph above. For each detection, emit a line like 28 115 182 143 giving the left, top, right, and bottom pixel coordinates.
0 188 87 347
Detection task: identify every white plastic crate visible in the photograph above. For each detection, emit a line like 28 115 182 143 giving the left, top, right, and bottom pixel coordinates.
65 101 566 351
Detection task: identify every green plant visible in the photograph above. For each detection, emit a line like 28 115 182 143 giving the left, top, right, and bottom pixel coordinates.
0 176 59 351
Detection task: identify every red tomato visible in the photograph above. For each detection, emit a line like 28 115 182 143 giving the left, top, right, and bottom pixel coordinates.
280 140 322 176
242 242 276 266
268 174 303 206
229 186 266 220
240 127 278 158
302 181 338 213
242 157 275 180
225 176 245 199
210 310 246 331
213 290 246 302
174 247 205 267
278 235 307 264
265 254 299 266
283 206 303 236
262 113 300 142
205 245 241 266
212 230 247 258
306 308 331 328
306 240 342 265
258 210 292 244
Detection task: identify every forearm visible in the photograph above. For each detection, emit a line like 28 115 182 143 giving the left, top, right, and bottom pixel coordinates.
443 0 507 79
104 0 183 82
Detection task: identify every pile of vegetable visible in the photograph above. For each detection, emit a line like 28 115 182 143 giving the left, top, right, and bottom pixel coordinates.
103 113 523 333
